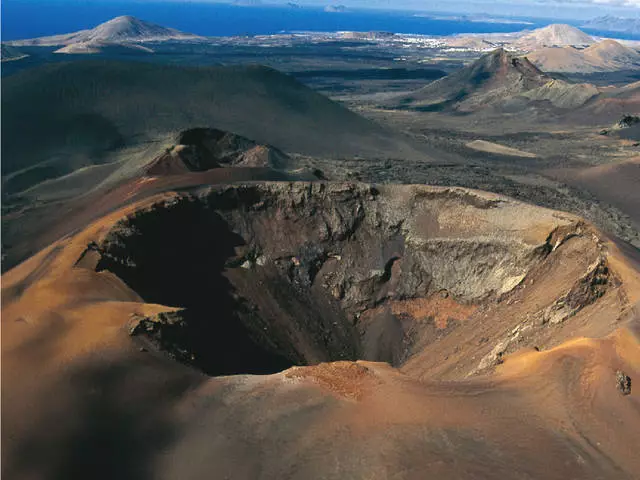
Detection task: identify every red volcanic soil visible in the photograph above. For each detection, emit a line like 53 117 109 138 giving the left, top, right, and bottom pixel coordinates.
546 157 640 230
573 82 640 123
2 182 640 479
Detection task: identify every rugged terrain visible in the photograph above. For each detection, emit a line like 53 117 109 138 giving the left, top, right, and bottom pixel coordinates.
354 48 640 253
3 182 639 479
385 48 606 113
2 16 640 480
0 58 432 271
0 60 418 186
387 49 552 112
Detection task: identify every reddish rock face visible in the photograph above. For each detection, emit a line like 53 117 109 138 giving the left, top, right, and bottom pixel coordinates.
72 183 619 379
145 128 291 176
2 182 639 480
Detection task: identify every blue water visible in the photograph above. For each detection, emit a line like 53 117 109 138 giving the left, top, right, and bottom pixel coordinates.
4 1 638 42
2 1 553 41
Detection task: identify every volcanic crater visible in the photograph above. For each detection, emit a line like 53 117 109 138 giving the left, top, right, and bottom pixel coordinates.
87 182 608 377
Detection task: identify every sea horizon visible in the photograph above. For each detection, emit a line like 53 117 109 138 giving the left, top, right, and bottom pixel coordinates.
3 1 638 41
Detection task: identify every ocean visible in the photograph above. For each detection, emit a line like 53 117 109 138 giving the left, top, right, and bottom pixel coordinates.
3 1 637 41
1 1 555 41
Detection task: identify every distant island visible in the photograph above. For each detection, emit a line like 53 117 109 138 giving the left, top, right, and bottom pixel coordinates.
582 15 640 35
6 15 202 54
414 14 534 25
233 0 263 5
324 5 347 13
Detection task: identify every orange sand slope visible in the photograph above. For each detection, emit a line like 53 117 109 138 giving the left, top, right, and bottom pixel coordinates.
2 183 640 480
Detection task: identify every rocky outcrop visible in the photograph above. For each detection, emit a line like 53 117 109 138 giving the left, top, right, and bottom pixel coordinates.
5 180 637 480
92 182 600 376
617 115 640 129
616 370 632 395
144 128 291 175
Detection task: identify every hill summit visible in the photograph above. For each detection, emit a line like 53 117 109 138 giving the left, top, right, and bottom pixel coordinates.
389 48 550 111
84 15 193 42
9 15 201 48
528 39 640 73
515 24 595 50
585 39 640 64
